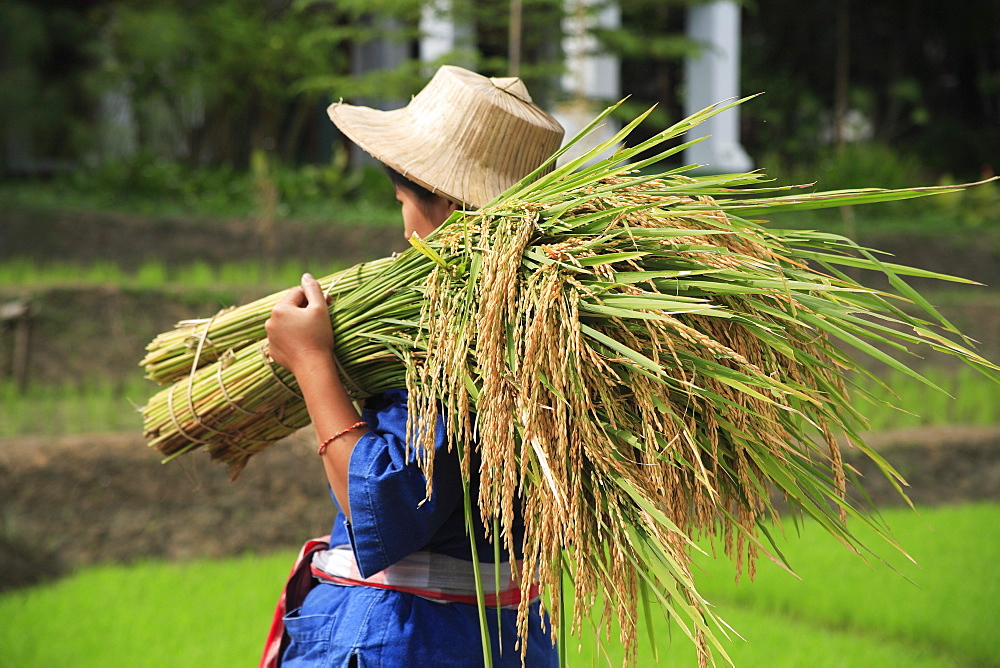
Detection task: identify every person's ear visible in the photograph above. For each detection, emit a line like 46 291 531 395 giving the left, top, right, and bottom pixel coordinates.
432 196 460 226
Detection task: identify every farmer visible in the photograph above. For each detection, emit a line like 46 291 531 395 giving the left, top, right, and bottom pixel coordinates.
261 66 565 667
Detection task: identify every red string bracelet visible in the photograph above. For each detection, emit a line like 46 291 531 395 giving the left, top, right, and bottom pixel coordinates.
317 421 367 455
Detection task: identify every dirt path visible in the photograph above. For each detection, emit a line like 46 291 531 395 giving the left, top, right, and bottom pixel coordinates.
0 428 331 591
2 425 998 592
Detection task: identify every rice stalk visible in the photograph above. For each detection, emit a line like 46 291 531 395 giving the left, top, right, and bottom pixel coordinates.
139 99 999 665
141 257 393 383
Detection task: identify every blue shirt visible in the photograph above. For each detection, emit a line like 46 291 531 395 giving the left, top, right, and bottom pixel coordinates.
281 389 558 667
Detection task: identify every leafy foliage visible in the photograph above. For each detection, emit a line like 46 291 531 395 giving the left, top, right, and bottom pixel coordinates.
590 0 702 134
742 0 1000 178
0 1 95 166
85 0 402 166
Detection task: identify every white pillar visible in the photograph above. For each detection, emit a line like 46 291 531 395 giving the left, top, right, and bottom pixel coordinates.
684 1 752 173
561 0 620 100
97 88 138 161
555 0 622 166
351 18 410 83
347 18 410 165
419 0 473 68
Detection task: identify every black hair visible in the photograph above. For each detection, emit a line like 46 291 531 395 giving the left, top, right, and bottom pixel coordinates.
383 165 438 204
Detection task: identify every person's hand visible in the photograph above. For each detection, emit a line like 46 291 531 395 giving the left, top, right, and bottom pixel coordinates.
265 273 335 377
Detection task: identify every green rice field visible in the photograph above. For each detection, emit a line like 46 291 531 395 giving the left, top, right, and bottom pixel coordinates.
1 504 996 666
0 258 343 293
0 376 150 437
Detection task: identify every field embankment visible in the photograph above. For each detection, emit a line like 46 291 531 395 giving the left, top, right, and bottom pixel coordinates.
2 424 999 593
0 207 404 271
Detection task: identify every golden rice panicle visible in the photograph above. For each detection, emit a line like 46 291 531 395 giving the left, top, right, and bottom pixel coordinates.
474 211 537 561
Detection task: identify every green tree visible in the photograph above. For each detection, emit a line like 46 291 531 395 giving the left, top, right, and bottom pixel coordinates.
0 0 95 170
88 0 413 166
741 0 1000 178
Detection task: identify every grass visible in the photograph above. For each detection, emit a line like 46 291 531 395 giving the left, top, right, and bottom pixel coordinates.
853 365 1000 431
0 504 995 666
0 551 292 666
766 207 1000 246
0 258 346 293
0 376 151 438
690 503 1000 667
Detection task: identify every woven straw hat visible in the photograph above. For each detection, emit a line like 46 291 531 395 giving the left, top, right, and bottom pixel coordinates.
328 65 564 209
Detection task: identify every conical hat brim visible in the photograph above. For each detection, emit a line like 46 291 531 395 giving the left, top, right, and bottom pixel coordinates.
328 103 472 205
327 66 564 209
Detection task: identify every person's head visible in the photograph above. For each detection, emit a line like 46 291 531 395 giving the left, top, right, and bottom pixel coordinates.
384 166 459 239
328 65 564 237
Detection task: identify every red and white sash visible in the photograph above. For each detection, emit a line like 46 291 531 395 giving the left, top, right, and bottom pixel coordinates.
310 544 538 609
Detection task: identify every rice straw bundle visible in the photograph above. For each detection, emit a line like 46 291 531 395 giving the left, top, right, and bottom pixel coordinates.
140 100 998 665
142 253 423 470
141 257 393 383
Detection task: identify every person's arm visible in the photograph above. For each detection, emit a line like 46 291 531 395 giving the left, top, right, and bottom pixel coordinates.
264 273 368 521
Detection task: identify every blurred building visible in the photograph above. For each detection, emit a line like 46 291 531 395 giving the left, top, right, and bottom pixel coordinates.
357 0 750 172
4 0 752 173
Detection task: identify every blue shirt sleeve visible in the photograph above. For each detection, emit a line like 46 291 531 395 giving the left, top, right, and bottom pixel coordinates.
344 389 466 578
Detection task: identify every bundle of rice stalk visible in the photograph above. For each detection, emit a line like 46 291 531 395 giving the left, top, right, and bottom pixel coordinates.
140 99 998 665
141 256 392 383
142 252 422 469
